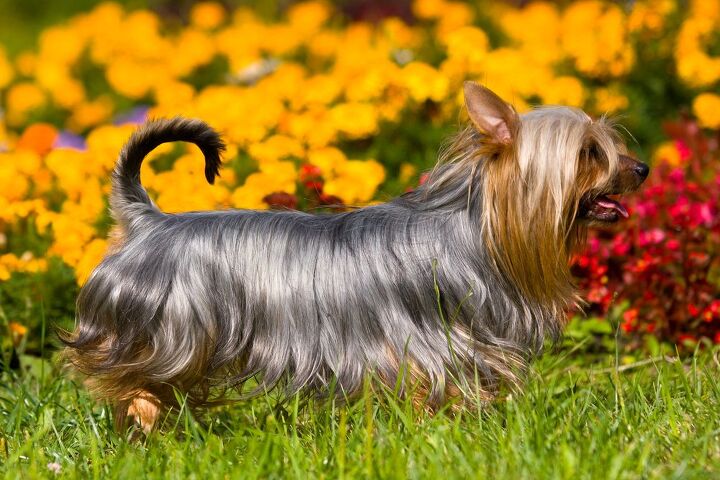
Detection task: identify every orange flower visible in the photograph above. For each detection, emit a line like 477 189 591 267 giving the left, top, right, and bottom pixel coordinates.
16 123 58 156
9 322 28 336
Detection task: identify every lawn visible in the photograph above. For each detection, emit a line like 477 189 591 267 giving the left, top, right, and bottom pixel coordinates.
2 345 719 479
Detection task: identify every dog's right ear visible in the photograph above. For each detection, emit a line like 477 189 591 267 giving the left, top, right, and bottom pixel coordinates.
463 81 518 146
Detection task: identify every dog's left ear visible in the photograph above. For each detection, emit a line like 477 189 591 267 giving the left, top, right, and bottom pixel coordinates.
463 81 518 146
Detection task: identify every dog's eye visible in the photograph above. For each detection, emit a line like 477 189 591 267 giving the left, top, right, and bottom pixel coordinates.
584 143 608 166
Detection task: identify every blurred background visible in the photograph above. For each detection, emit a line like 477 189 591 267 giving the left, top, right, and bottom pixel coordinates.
0 0 718 363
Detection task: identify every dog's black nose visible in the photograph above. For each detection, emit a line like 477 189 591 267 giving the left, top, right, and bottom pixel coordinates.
634 162 649 179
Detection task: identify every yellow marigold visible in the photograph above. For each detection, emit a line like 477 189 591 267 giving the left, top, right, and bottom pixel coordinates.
478 48 552 102
231 161 297 210
693 93 720 129
248 135 305 164
499 2 562 66
561 1 634 77
154 172 229 212
68 96 113 131
344 62 398 103
0 46 13 90
190 1 226 30
0 158 29 202
306 147 347 176
48 214 97 267
60 179 106 222
169 29 217 77
399 163 418 183
540 76 585 107
153 81 196 110
0 264 9 282
436 2 475 34
5 82 46 125
37 25 87 69
282 108 337 148
401 62 449 103
440 26 489 70
628 0 674 34
288 1 331 35
329 103 379 139
50 77 86 109
45 149 92 201
323 159 385 204
653 141 683 167
380 17 420 50
291 75 342 109
307 30 340 59
74 238 108 285
86 124 137 172
675 2 720 87
106 58 166 99
15 52 36 77
594 86 629 114
413 0 448 20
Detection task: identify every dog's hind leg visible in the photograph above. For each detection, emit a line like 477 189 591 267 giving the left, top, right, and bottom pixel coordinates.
117 390 162 434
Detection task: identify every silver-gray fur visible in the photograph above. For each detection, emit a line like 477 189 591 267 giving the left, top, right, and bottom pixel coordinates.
64 117 570 417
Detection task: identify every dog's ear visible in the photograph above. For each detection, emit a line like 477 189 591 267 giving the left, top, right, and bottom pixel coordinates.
463 82 518 145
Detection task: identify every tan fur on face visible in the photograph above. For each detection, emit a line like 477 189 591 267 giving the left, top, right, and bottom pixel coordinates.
439 104 626 321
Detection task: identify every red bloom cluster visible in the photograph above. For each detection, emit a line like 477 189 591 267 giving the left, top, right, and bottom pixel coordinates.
263 164 344 210
574 120 720 347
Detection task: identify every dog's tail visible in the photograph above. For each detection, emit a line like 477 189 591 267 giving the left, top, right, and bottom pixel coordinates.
111 117 225 227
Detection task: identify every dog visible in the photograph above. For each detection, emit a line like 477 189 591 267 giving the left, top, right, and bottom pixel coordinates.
63 82 648 432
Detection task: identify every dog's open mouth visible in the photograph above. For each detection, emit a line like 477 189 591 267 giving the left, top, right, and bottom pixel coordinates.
581 194 629 223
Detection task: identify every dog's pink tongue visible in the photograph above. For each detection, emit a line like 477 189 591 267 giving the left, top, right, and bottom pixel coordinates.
596 197 629 218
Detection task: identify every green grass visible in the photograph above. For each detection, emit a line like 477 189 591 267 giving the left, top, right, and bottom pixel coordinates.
1 347 719 479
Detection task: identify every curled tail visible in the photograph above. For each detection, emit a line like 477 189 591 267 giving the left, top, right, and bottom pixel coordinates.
111 117 225 227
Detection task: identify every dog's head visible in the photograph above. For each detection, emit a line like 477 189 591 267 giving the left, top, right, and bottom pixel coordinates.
463 81 648 230
460 81 648 304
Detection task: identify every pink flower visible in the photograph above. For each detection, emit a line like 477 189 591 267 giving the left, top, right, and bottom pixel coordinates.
675 140 692 162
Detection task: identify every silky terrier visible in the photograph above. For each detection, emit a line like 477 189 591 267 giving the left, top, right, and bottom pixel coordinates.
63 82 648 432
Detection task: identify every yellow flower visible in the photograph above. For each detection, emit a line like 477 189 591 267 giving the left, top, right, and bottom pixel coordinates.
436 2 475 34
653 142 683 166
74 239 108 285
231 161 297 210
413 0 448 20
693 93 720 129
499 2 562 65
540 76 585 107
675 1 720 87
15 51 36 77
628 0 674 34
594 86 629 114
0 46 13 90
68 96 113 131
5 83 46 125
440 26 490 68
329 103 379 139
287 1 332 35
190 1 226 30
399 163 418 183
561 1 634 77
86 124 137 172
45 149 92 201
401 62 449 103
248 135 305 164
323 159 385 204
0 157 30 202
307 147 347 176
